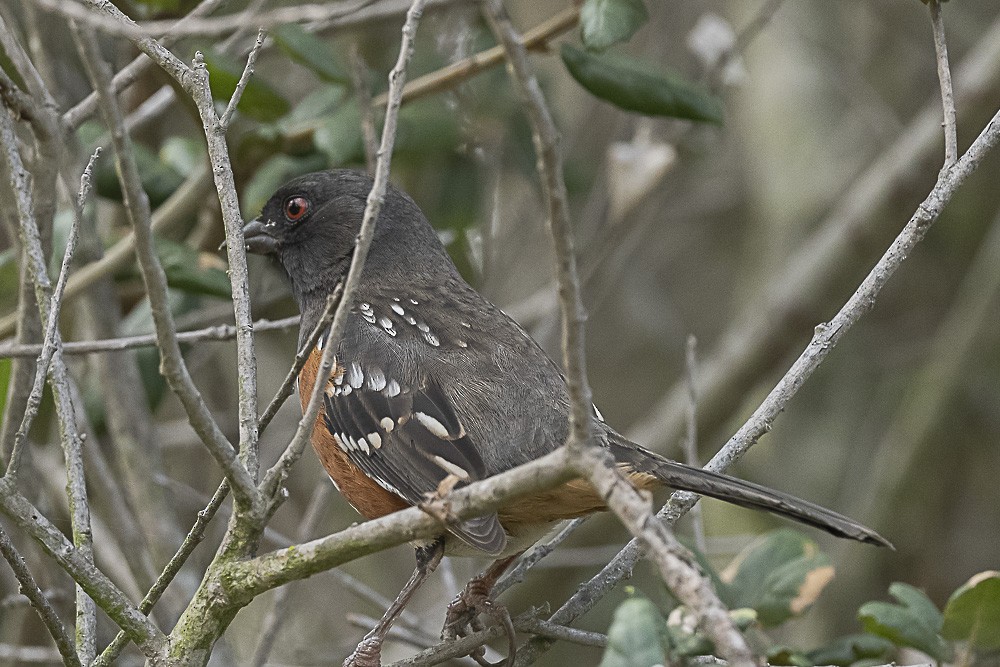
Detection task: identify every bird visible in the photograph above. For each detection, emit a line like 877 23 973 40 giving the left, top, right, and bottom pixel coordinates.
241 168 890 667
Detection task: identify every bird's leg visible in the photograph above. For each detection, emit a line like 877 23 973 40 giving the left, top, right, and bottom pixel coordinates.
344 539 444 667
442 553 522 665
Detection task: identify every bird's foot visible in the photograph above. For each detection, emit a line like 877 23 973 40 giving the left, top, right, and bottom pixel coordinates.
343 636 381 667
442 580 516 666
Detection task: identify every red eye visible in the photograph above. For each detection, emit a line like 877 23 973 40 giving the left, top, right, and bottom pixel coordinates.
284 196 309 222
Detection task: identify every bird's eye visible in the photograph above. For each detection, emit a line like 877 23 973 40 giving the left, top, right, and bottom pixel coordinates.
284 196 309 222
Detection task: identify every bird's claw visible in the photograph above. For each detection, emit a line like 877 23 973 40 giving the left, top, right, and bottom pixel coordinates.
343 636 382 667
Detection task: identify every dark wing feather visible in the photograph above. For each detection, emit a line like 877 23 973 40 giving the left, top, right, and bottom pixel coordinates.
322 369 507 555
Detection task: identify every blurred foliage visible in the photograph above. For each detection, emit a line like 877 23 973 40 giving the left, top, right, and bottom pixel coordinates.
604 533 997 667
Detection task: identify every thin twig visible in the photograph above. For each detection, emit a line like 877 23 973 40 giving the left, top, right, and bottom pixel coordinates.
258 0 429 507
0 526 81 667
93 481 231 666
258 291 340 435
0 316 301 359
0 479 166 652
482 4 752 664
72 19 260 509
5 151 95 478
219 28 266 130
929 0 958 168
350 43 379 173
522 90 1000 667
0 75 98 664
494 518 584 597
683 334 707 555
372 5 581 109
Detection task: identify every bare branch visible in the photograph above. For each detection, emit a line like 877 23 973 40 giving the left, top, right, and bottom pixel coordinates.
929 0 958 167
349 42 379 173
0 316 300 359
71 20 260 508
371 5 580 109
683 334 707 555
93 481 231 666
0 526 81 667
219 28 266 130
259 0 428 505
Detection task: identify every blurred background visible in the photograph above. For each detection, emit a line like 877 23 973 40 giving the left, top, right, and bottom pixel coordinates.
1 0 999 664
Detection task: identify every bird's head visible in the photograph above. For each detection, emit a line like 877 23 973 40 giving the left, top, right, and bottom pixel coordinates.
242 169 453 308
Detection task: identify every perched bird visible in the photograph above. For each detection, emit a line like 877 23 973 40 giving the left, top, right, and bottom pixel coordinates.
242 169 889 666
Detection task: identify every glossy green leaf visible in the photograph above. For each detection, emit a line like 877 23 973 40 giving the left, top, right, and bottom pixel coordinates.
941 571 1000 650
203 49 290 123
272 24 348 84
561 44 723 123
858 583 952 661
153 237 231 298
806 633 895 666
719 529 834 627
314 101 365 166
599 596 668 667
581 0 648 51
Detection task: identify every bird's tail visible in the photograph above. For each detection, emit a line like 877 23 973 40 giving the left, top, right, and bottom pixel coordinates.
612 440 891 548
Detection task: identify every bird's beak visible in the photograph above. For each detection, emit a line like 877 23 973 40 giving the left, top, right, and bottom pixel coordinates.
239 218 280 255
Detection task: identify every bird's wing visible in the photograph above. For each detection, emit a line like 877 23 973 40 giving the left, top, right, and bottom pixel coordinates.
321 347 507 556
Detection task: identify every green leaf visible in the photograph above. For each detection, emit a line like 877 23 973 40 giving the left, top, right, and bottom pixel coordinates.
858 583 953 661
313 101 365 166
941 570 1000 651
719 529 834 627
94 142 185 207
888 582 944 632
272 24 348 84
806 633 895 666
202 49 290 123
581 0 649 51
561 44 723 123
599 596 668 667
153 237 231 298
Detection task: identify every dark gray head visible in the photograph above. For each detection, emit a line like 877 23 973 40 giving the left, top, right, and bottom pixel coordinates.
242 169 456 312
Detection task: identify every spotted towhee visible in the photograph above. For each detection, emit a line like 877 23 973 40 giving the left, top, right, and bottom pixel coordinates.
243 169 889 666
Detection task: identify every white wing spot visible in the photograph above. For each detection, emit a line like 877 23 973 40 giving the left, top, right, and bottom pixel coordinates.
593 404 605 422
360 302 372 312
456 340 468 348
416 322 430 333
362 313 377 324
460 321 471 328
385 380 401 397
392 297 400 302
423 332 440 347
316 336 324 351
357 436 371 455
432 455 470 481
380 417 394 432
414 411 450 438
346 362 364 389
391 303 405 316
335 435 349 452
341 385 352 396
405 315 417 325
409 298 418 305
368 432 382 449
366 368 386 391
